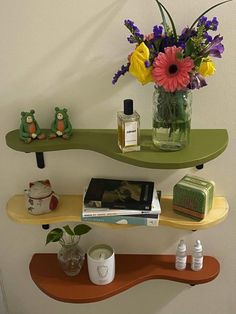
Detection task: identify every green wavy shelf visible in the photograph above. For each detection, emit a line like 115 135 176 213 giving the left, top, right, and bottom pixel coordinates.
5 129 228 169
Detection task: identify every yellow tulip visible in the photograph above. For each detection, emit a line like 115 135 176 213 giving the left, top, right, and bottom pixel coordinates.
129 42 153 85
198 58 216 77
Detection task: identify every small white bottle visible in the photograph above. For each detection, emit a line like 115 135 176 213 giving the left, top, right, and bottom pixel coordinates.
191 240 203 271
175 239 187 271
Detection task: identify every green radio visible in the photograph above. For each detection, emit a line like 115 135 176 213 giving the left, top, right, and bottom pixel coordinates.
173 175 215 221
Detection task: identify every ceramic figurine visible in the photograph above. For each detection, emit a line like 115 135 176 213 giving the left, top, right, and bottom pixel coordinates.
20 110 45 143
49 107 72 139
25 179 59 215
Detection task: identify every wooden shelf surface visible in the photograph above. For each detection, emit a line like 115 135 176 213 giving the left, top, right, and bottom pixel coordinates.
7 195 229 230
29 253 220 303
5 129 228 169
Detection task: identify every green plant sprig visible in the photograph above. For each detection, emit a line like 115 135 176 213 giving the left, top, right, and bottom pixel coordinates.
46 224 91 245
155 0 177 42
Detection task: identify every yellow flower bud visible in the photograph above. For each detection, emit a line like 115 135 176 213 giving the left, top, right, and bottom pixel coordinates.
129 42 153 85
198 58 216 77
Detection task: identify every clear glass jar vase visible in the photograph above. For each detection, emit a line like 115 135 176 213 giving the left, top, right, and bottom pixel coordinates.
57 238 85 276
152 85 192 151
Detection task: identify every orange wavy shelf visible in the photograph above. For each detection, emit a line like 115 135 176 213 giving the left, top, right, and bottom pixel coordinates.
30 253 220 303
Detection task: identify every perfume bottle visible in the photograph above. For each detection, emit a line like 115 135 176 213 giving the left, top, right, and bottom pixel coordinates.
117 99 140 153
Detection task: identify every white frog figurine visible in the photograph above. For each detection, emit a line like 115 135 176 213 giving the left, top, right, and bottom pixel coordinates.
25 180 59 215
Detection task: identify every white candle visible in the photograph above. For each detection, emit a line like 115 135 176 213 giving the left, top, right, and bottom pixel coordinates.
88 244 113 260
87 244 115 285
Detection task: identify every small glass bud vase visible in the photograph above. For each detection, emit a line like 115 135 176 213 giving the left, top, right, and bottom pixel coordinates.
152 85 192 151
57 237 85 276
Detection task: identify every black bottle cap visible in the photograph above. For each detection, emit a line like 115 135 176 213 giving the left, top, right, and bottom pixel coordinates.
124 99 133 115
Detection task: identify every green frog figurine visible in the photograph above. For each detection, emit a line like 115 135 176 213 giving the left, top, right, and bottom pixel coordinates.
49 107 72 139
20 110 45 143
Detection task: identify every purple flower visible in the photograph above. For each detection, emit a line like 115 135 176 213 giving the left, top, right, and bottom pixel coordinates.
211 17 219 31
178 27 197 47
144 60 150 68
203 32 213 43
197 16 207 27
188 73 207 90
178 41 186 49
197 16 219 32
209 43 224 58
124 19 144 44
124 19 137 30
201 35 224 58
205 20 212 29
112 63 130 84
127 35 137 44
161 36 175 49
153 25 163 39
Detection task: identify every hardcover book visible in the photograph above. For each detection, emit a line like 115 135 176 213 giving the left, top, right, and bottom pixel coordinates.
82 188 161 217
84 178 154 210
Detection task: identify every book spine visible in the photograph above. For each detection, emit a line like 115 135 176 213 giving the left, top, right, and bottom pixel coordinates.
82 209 160 217
81 214 159 227
84 201 152 211
101 203 152 210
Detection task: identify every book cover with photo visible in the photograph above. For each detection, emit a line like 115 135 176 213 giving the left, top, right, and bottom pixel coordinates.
84 178 154 210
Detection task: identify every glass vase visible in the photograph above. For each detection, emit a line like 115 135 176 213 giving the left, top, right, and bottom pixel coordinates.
152 85 192 151
57 239 85 276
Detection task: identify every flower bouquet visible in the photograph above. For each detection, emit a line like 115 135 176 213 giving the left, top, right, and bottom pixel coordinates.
113 0 231 151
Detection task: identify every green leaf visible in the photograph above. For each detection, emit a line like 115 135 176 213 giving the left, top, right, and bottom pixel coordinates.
189 0 232 30
74 224 91 236
185 39 195 56
176 51 183 60
63 225 74 236
194 57 203 68
46 228 63 245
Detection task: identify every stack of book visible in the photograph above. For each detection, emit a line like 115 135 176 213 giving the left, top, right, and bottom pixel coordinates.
81 178 161 227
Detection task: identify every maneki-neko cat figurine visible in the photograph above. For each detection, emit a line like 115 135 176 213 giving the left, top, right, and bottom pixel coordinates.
25 179 59 215
49 107 72 139
20 110 45 143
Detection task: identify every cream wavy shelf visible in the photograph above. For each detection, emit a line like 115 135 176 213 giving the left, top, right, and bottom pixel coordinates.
29 253 220 303
6 195 229 230
5 129 228 169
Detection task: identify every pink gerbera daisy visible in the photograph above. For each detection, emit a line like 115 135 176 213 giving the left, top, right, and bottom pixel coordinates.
152 46 194 92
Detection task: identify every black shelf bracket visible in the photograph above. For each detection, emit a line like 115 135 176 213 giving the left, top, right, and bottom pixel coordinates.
42 224 50 230
196 164 204 170
36 152 45 169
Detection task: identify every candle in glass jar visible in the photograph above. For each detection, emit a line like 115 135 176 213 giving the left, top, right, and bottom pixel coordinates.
87 244 115 285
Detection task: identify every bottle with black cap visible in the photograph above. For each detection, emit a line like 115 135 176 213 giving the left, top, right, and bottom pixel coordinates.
117 99 140 153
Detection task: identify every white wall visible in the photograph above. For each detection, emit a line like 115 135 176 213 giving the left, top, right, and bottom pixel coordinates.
0 0 236 313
